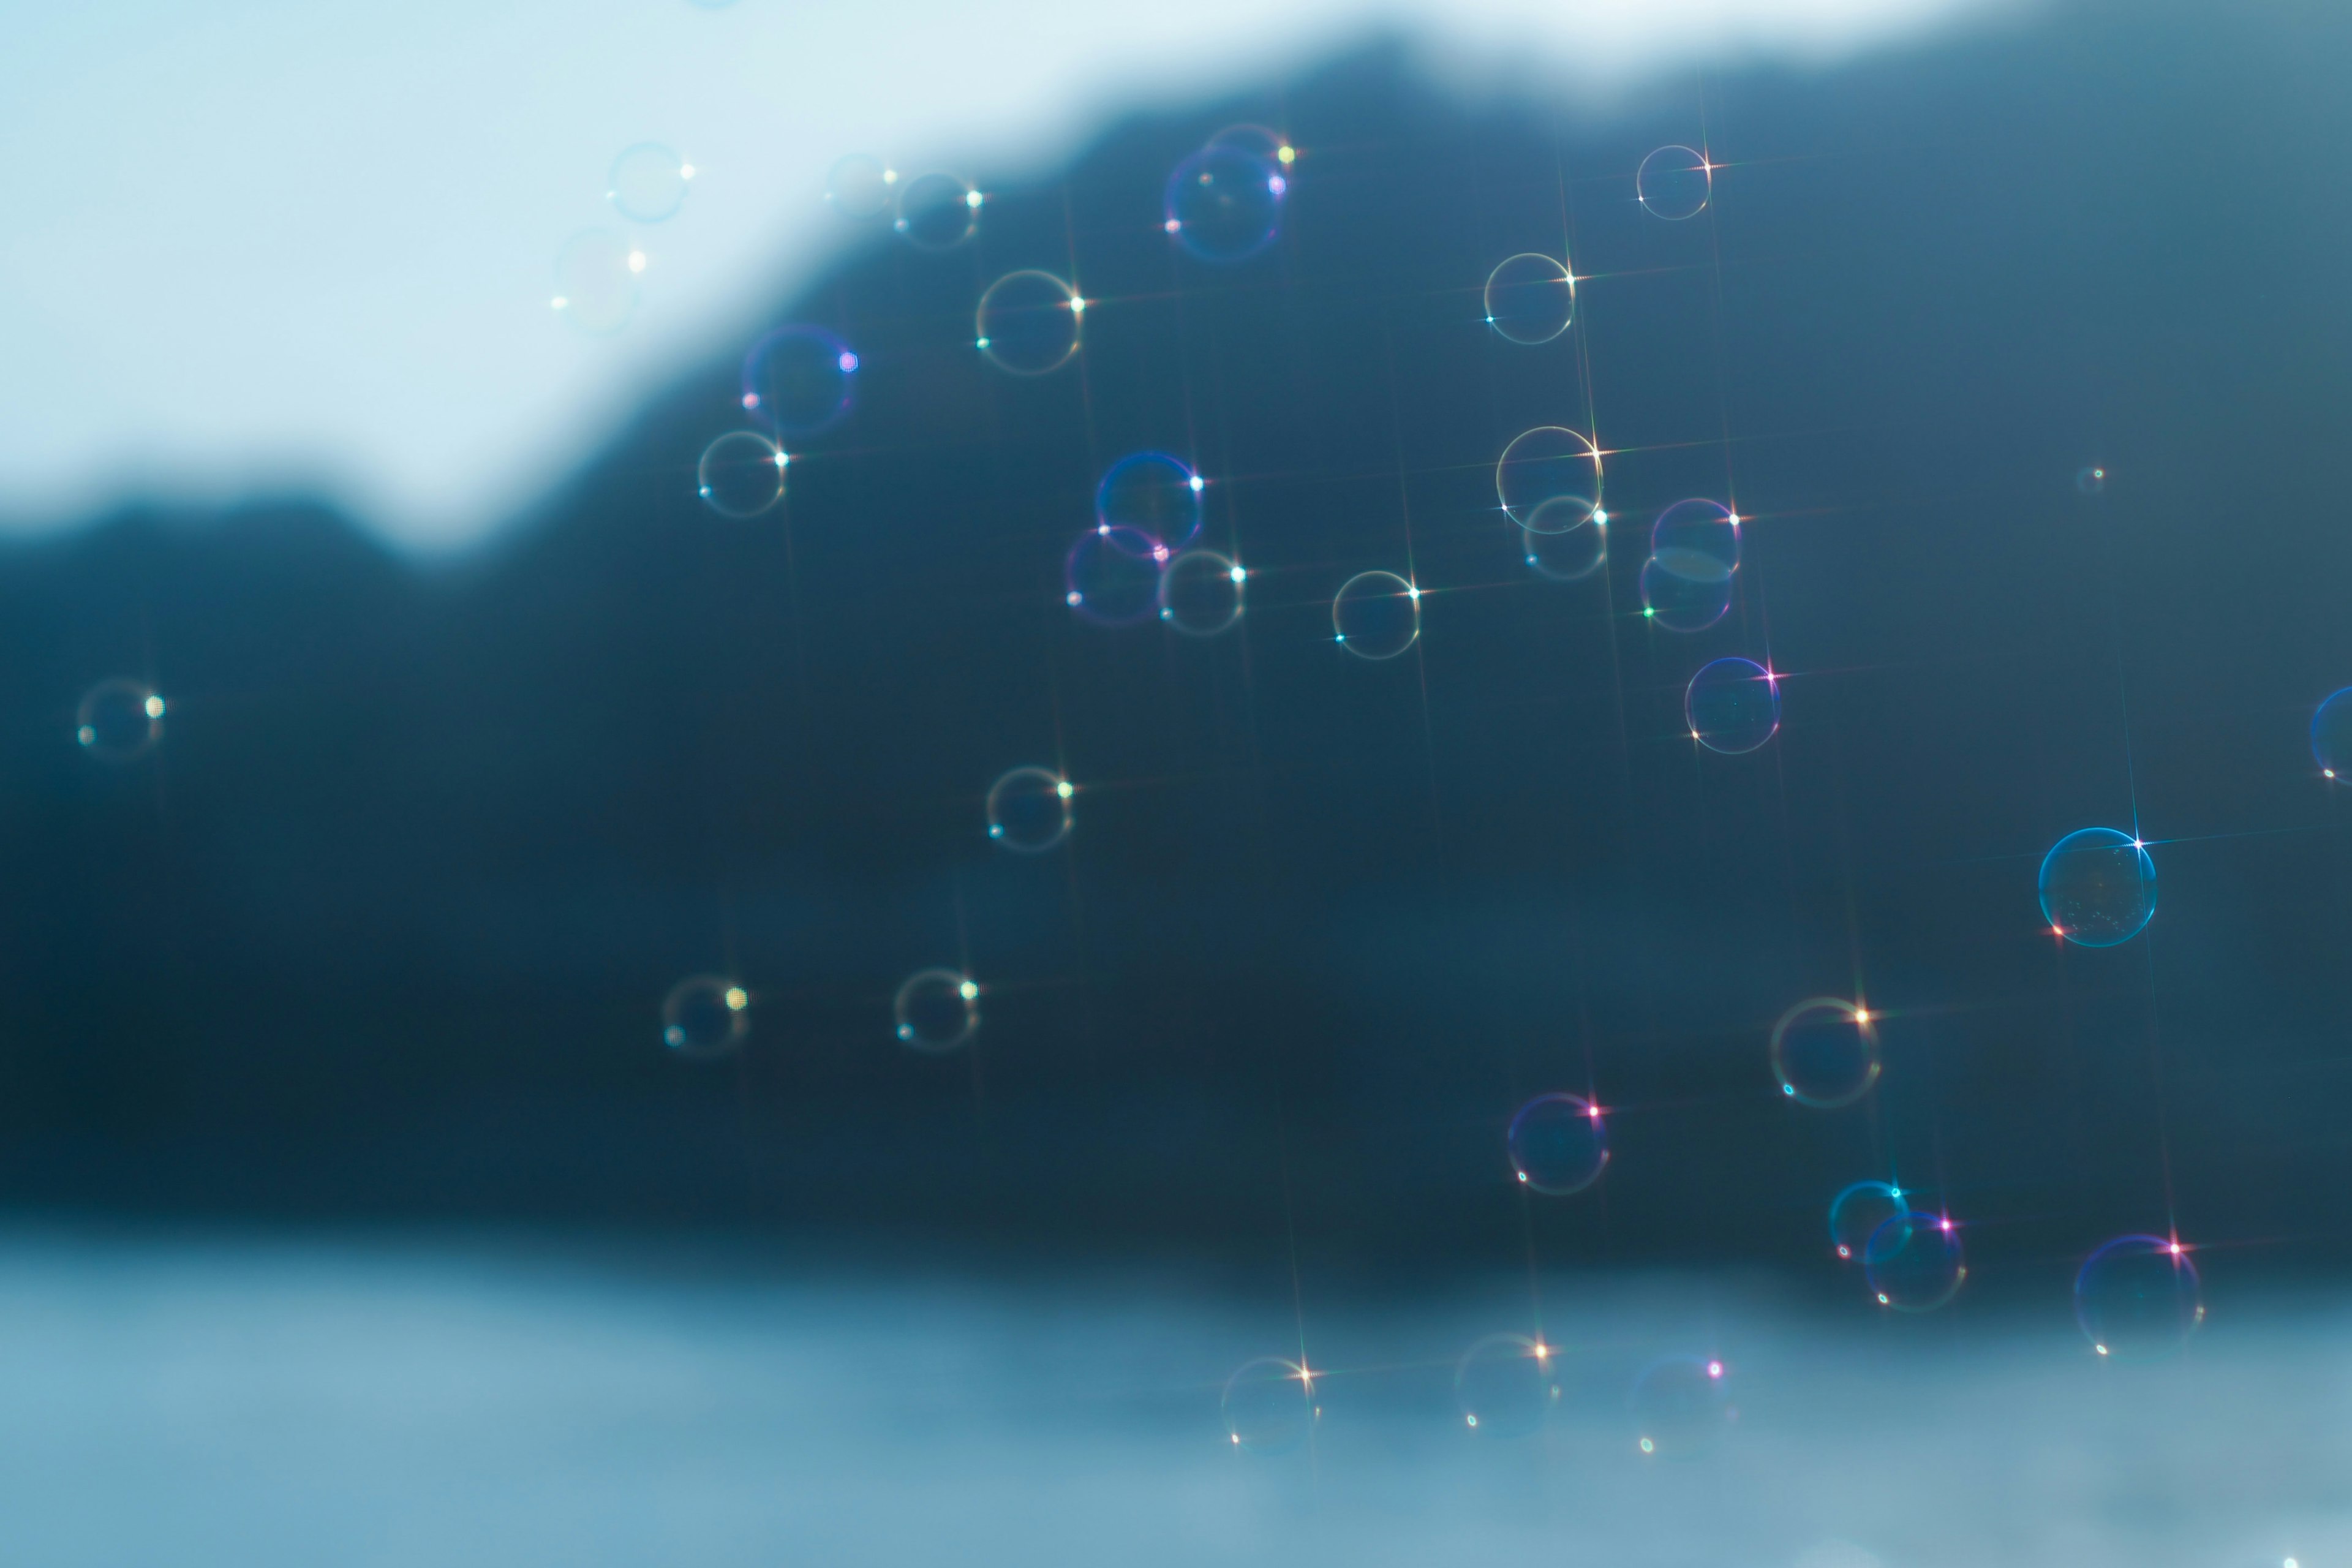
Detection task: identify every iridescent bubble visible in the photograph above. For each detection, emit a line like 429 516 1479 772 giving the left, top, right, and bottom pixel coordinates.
2311 687 2352 780
2076 465 2108 496
1639 555 1734 633
1506 1092 1609 1196
662 974 748 1058
1769 998 1880 1109
76 678 164 760
895 171 979 251
1332 571 1420 660
1096 453 1203 549
1164 145 1284 263
1637 145 1712 221
977 270 1082 376
1650 499 1740 583
549 228 641 334
1205 124 1296 169
1630 1354 1734 1457
1863 1212 1967 1312
1159 549 1245 636
1066 526 1168 627
1521 508 1606 582
1221 1357 1317 1453
986 766 1073 853
740 325 856 437
2075 1235 2204 1361
1495 426 1604 533
1685 657 1780 755
696 431 787 518
2038 827 2157 947
1454 1333 1561 1438
606 142 694 224
1483 252 1575 345
826 153 897 220
894 967 979 1052
1828 1181 1907 1262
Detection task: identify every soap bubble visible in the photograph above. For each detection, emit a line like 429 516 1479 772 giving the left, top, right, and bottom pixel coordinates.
1221 1357 1316 1452
1159 549 1246 636
696 431 787 518
549 228 640 334
2311 687 2352 779
986 766 1073 853
1630 1355 1734 1457
1453 1333 1561 1438
825 153 896 219
740 326 857 437
1483 252 1575 345
894 968 979 1052
2076 465 2108 496
1649 498 1740 583
1521 509 1607 582
1637 145 1711 221
1096 453 1203 549
1863 1212 1967 1312
1639 554 1734 633
2038 827 2157 947
76 678 164 760
1164 145 1284 262
662 975 748 1058
1066 526 1168 627
1685 657 1780 755
895 172 979 251
1206 124 1296 168
2075 1235 2204 1361
1332 571 1420 660
1496 426 1604 533
977 270 1082 375
606 142 693 224
1828 1181 1907 1262
1769 998 1880 1109
1506 1092 1609 1195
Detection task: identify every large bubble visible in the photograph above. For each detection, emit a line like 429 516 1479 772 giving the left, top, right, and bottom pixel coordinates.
1332 571 1420 660
894 968 979 1052
2038 827 2157 947
740 326 857 437
1637 145 1711 221
1065 526 1169 627
1685 657 1781 755
1164 145 1284 262
2312 687 2352 779
2075 1235 2204 1361
1827 1181 1907 1262
662 975 748 1059
895 172 980 251
1630 1354 1734 1458
76 678 165 760
1221 1357 1317 1453
986 766 1074 853
1506 1092 1609 1195
1495 426 1604 533
825 154 896 220
1096 453 1202 549
696 431 787 518
1453 1334 1561 1438
549 229 640 334
1863 1212 1967 1312
1483 252 1575 345
977 270 1082 376
1768 998 1880 1109
1158 549 1245 636
606 143 693 224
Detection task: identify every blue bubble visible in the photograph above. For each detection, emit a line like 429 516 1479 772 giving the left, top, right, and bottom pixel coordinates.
1506 1092 1609 1195
606 142 693 224
1332 571 1420 660
977 270 1082 376
1065 526 1168 627
76 678 164 760
1685 657 1780 755
1640 554 1733 633
1630 1354 1734 1458
1863 1212 1967 1312
696 431 787 518
1221 1357 1317 1453
894 968 978 1052
2038 827 2157 946
1637 145 1711 221
986 766 1073 853
895 171 979 250
1164 145 1284 262
740 326 856 437
1096 453 1202 548
1769 998 1880 1109
2076 465 2107 495
1159 549 1245 636
1650 499 1740 582
1828 1181 1907 1262
662 974 748 1058
1496 426 1604 533
1522 510 1606 582
549 229 639 334
1483 252 1575 345
825 154 896 220
2075 1235 2204 1361
2312 688 2352 779
1454 1334 1561 1438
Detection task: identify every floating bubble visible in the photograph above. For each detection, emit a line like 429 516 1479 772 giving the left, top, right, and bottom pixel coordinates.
661 974 748 1058
1496 426 1604 533
76 678 164 760
1684 656 1780 755
1066 526 1168 627
986 766 1074 853
1506 1092 1609 1196
1521 508 1607 582
740 325 856 437
1221 1357 1317 1453
976 270 1082 376
2312 687 2352 779
1769 998 1880 1109
1639 554 1734 633
1096 453 1203 549
2076 466 2107 496
1828 1181 1907 1262
1164 145 1284 263
696 431 787 518
1630 1355 1734 1457
606 142 693 224
1637 145 1712 221
1332 571 1420 660
826 153 897 220
549 228 641 334
1159 549 1245 636
1454 1334 1561 1438
2075 1235 2204 1361
895 171 979 251
894 967 979 1052
2038 827 2157 947
1483 252 1575 345
1863 1212 1967 1312
1205 124 1296 168
1651 499 1740 582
